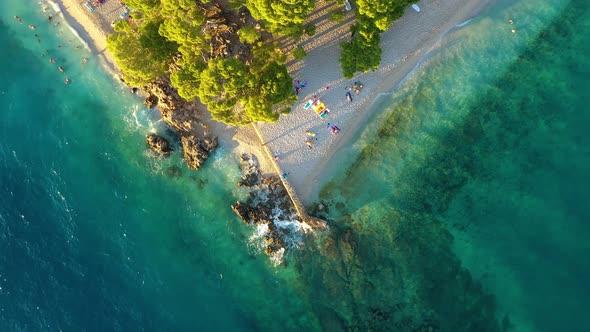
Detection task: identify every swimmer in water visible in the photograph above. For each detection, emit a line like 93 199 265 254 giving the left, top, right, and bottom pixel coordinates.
508 19 514 25
14 16 22 23
58 66 64 72
28 24 36 30
65 78 71 85
82 57 88 64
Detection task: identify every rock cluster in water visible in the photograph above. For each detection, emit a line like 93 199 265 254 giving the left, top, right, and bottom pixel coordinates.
143 75 218 169
231 153 307 257
145 134 173 155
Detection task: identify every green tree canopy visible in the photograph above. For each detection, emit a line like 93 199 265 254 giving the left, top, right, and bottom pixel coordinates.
125 0 161 12
197 58 251 124
237 26 260 44
170 62 205 100
109 0 298 126
339 23 382 78
355 0 412 31
245 0 315 35
159 0 207 65
107 20 176 86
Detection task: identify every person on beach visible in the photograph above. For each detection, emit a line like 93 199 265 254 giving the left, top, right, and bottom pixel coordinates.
273 152 281 161
329 125 341 135
346 92 353 102
281 172 288 179
306 140 313 149
305 130 316 138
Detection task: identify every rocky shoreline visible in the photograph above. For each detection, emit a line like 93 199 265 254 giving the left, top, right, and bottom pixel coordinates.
232 153 323 261
143 75 218 170
139 78 326 262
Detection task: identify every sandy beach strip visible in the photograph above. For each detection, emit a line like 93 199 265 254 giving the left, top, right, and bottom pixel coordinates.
50 0 125 74
253 0 492 205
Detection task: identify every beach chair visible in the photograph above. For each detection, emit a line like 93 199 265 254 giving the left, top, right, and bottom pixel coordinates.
84 1 95 12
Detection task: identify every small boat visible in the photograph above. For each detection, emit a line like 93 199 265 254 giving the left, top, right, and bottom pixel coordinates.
412 4 421 12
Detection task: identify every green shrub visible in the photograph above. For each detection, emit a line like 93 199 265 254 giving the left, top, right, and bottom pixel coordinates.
330 9 344 23
304 23 316 36
293 46 307 60
238 26 260 44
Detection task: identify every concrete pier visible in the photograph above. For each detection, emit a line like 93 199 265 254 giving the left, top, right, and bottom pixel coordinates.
252 124 327 229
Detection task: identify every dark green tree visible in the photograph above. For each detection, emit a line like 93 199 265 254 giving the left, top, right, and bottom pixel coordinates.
244 61 296 123
159 0 207 65
124 0 160 12
356 0 412 31
197 58 251 124
245 0 315 35
107 20 176 86
237 26 261 44
339 23 382 78
170 62 205 100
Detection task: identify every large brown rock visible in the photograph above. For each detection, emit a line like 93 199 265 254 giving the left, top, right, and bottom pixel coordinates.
146 134 172 155
180 134 218 170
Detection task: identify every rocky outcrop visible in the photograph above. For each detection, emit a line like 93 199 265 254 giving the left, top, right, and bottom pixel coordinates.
144 75 218 170
231 153 323 260
181 134 218 170
146 134 172 155
237 153 260 187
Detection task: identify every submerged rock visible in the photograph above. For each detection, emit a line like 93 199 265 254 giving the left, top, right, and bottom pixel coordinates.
146 134 172 155
166 165 182 178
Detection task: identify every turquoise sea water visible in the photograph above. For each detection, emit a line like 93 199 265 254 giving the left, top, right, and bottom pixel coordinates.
315 0 589 330
0 2 317 331
1 0 588 331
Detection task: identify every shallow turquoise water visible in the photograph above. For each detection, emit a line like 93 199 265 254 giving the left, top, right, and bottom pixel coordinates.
316 0 589 330
1 0 588 331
